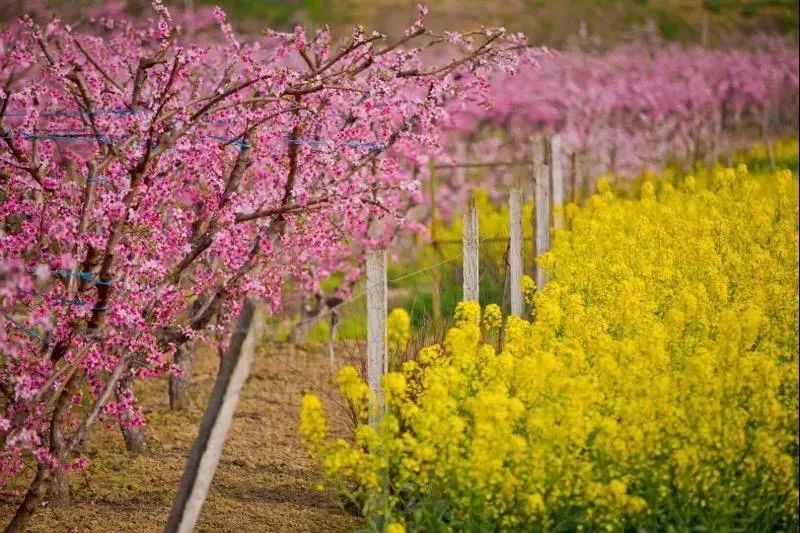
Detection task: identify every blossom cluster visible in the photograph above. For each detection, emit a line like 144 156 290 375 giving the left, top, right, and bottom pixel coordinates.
301 160 799 531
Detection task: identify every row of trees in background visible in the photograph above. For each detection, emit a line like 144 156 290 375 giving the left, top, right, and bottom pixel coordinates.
3 0 797 44
430 37 799 218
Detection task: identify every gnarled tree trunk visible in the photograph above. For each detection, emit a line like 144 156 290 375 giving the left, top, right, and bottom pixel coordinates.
46 471 70 507
5 465 49 533
169 343 194 411
288 293 322 343
168 293 219 410
117 376 148 454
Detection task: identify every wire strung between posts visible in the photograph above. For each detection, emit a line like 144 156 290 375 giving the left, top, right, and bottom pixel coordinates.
292 289 367 329
434 160 530 169
1 130 117 144
0 131 117 145
11 259 461 346
1 107 247 120
388 256 459 283
16 288 87 306
2 306 179 346
291 255 460 330
2 125 387 152
7 269 197 345
1 108 133 118
1 312 46 341
287 137 386 150
208 135 251 149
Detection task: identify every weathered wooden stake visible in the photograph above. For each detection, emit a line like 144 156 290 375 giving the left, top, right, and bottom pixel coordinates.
462 192 480 302
328 308 339 367
508 185 524 316
165 298 264 533
570 151 580 203
428 158 442 330
550 133 565 230
366 249 387 418
532 135 550 289
762 103 775 170
709 106 722 166
431 266 442 330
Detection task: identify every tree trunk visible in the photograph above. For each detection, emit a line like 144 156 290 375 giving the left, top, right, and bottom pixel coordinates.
7 357 130 531
46 471 70 507
44 371 78 509
169 343 194 411
117 376 148 454
5 465 49 533
328 309 339 367
120 423 148 454
288 293 322 343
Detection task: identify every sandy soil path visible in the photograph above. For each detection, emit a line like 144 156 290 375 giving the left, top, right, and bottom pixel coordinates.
0 343 362 532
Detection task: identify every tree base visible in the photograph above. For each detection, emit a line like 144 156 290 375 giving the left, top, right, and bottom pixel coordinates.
169 344 194 411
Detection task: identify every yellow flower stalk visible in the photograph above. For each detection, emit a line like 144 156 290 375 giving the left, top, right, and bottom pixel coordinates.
387 308 411 355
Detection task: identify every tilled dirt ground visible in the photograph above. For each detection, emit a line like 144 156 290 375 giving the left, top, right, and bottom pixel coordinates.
0 342 363 532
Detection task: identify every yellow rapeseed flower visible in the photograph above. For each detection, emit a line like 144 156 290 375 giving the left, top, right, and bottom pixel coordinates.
387 308 411 355
482 303 503 330
520 275 536 304
301 156 799 531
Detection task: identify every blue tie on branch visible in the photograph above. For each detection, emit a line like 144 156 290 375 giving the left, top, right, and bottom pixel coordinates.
50 270 113 286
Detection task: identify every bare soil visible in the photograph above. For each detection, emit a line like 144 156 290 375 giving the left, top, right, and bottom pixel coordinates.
0 343 362 532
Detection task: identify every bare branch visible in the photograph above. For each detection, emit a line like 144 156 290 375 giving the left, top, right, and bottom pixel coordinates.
63 354 131 457
72 36 124 92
